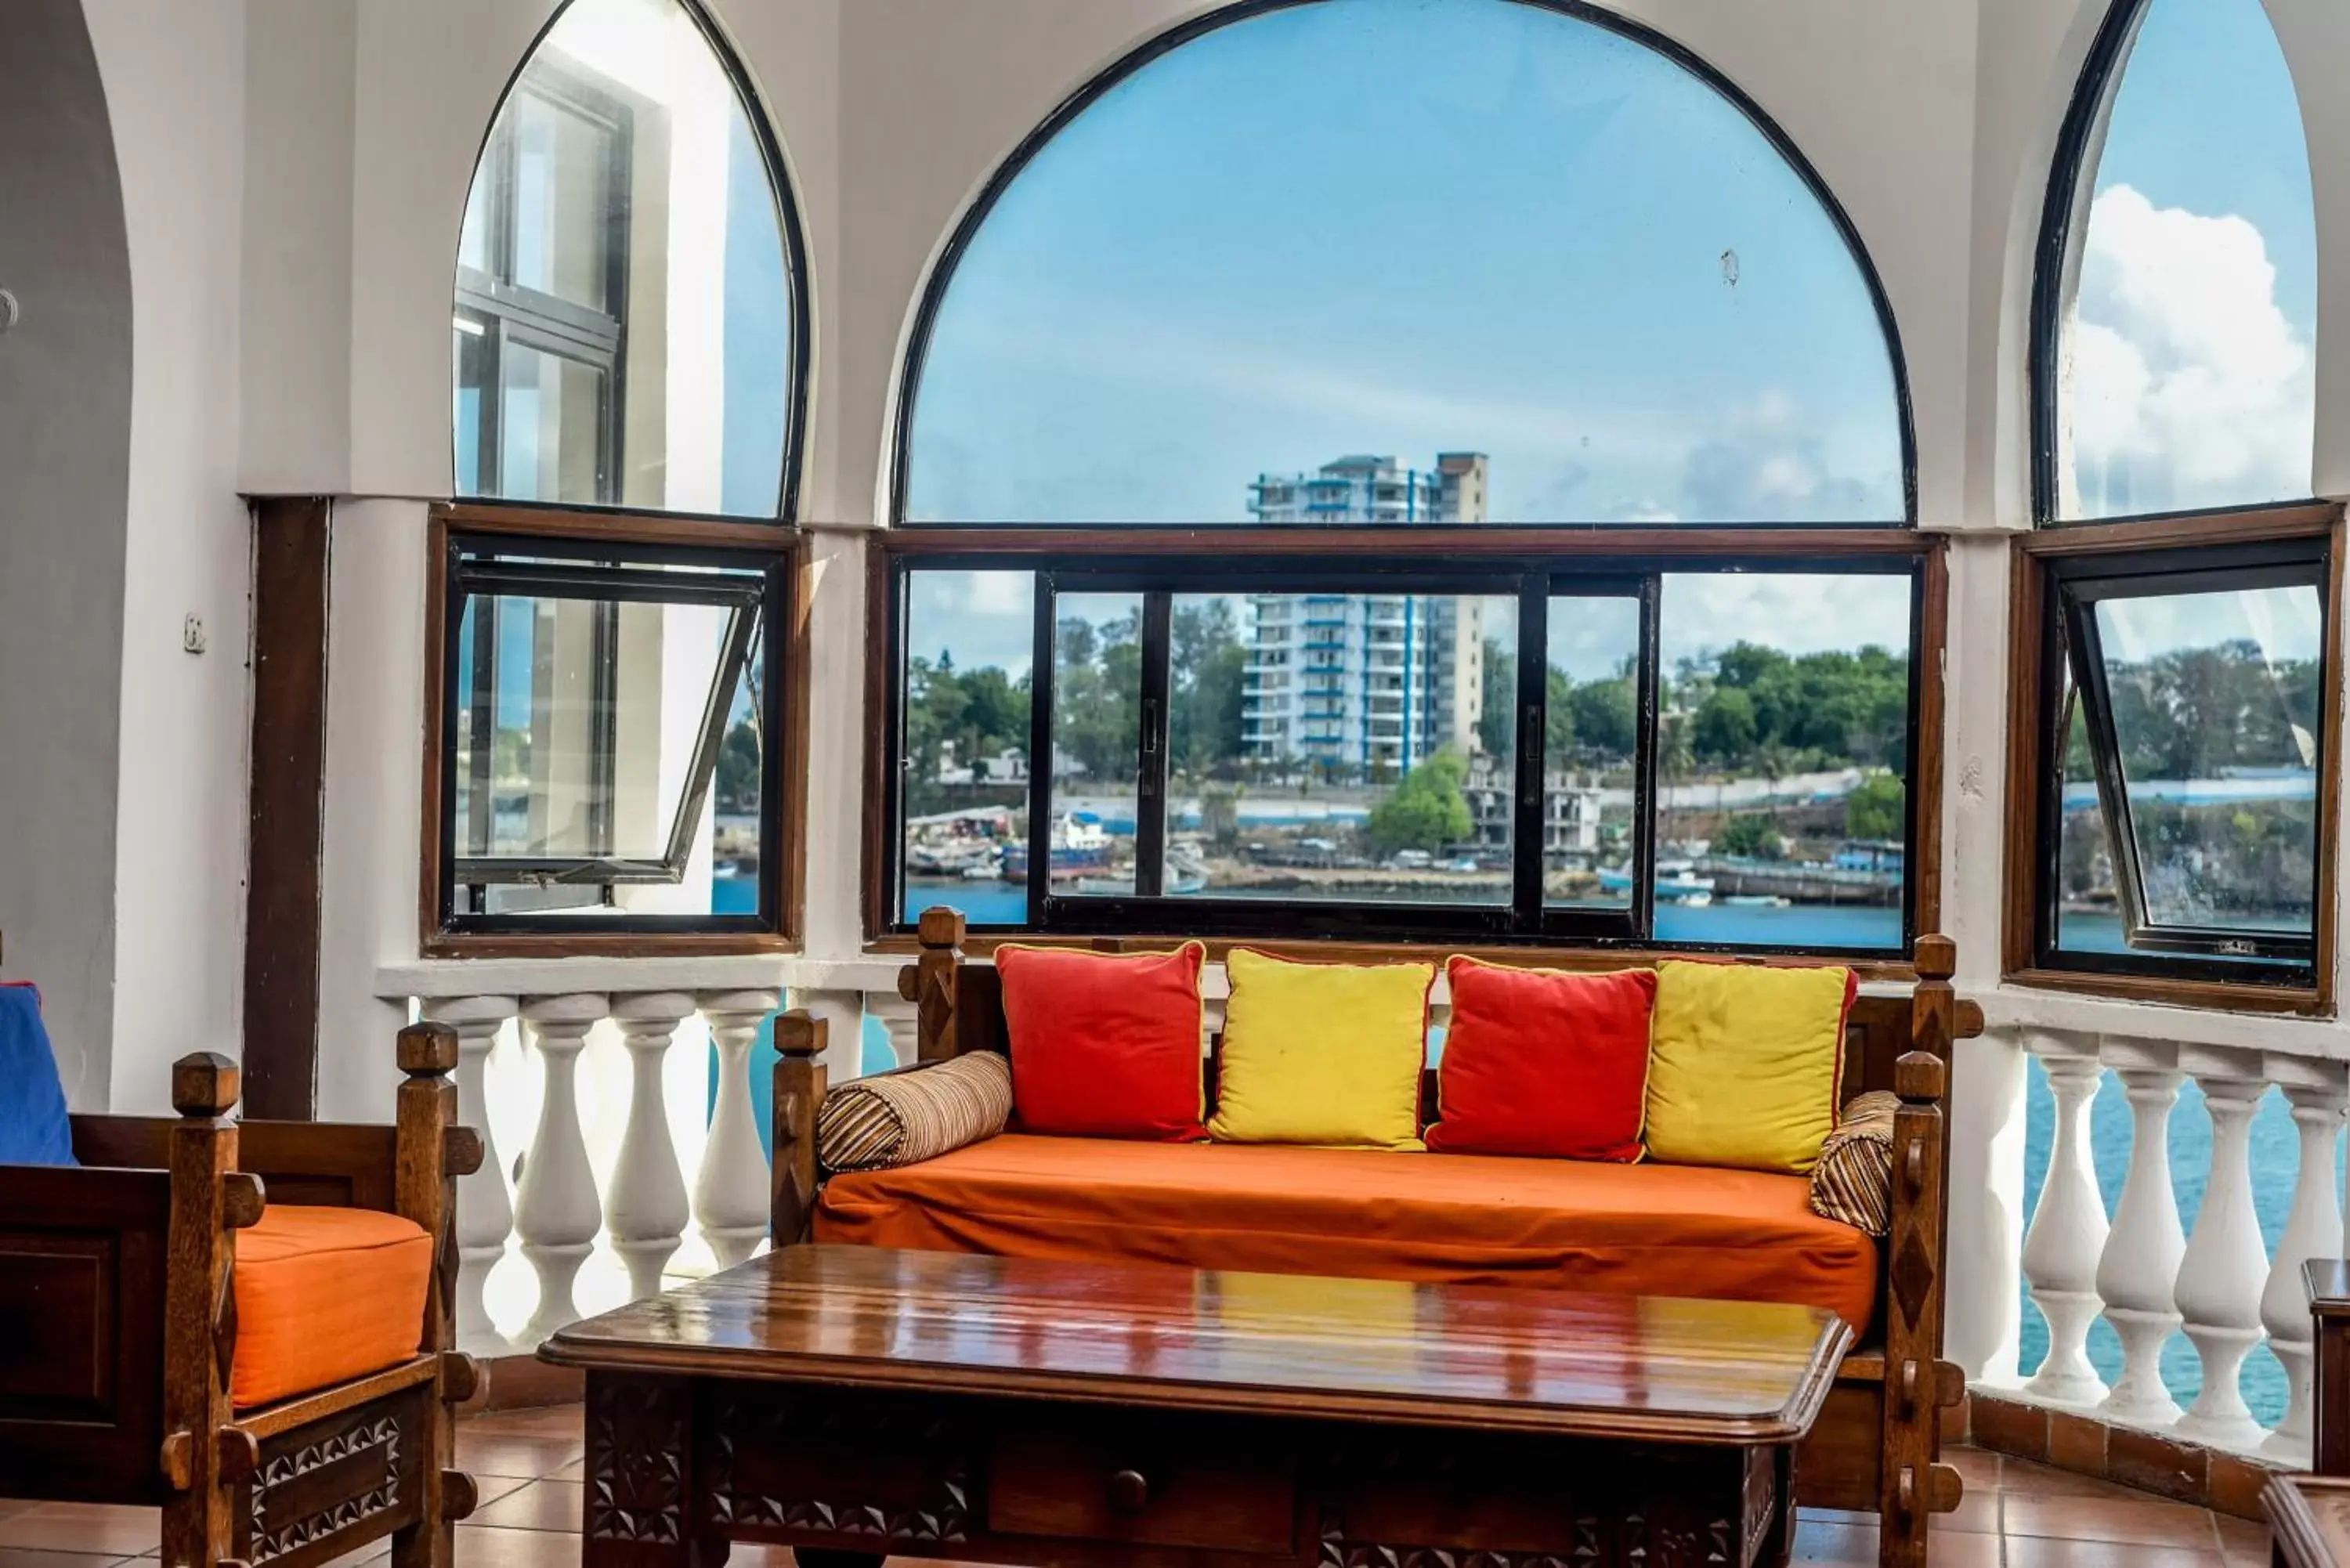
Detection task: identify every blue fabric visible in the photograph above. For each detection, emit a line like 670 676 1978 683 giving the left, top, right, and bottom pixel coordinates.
0 985 76 1166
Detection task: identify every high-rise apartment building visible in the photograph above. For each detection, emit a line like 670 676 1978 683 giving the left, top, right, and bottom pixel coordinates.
1242 454 1489 773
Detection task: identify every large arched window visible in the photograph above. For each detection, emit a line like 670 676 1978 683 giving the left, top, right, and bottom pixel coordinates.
876 0 1936 964
454 0 806 518
899 0 1911 526
2037 0 2316 523
2012 0 2336 1005
427 0 806 953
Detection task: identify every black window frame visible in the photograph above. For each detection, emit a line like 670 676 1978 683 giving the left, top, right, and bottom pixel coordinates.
2027 534 2334 988
881 547 1925 958
433 526 792 940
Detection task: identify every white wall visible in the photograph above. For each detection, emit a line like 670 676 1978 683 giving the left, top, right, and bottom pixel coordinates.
0 2 132 1108
81 0 255 1113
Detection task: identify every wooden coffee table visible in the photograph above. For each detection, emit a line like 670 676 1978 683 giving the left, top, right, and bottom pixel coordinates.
541 1245 1853 1568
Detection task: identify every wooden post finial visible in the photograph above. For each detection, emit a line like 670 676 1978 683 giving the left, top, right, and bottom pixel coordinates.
1912 934 1956 983
916 905 967 950
171 1052 241 1118
1893 1049 1947 1104
397 1020 460 1076
774 1010 827 1060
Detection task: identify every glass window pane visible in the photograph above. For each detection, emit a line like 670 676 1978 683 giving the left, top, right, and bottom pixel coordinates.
2055 0 2315 518
1544 596 1641 909
1655 573 1911 950
450 565 767 920
2091 583 2321 936
2053 663 2126 956
454 0 796 517
1166 591 1512 906
906 0 1902 524
899 570 1034 927
497 341 608 503
1050 594 1144 897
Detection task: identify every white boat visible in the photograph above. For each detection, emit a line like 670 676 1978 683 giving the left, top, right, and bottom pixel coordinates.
1596 862 1717 905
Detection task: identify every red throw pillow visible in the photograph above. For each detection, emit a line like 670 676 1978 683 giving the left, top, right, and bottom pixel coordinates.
996 942 1207 1140
1427 957 1658 1161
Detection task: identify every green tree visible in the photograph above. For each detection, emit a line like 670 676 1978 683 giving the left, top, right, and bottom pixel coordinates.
1571 672 1638 758
1367 747 1473 857
1480 636 1513 757
1694 688 1757 762
1716 812 1784 860
1846 771 1905 840
1171 599 1247 776
714 720 761 811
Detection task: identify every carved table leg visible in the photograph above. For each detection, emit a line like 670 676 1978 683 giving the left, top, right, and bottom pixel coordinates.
1755 1446 1796 1568
583 1374 725 1568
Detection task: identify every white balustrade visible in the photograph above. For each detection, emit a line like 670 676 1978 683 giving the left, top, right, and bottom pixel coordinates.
696 989 784 1267
512 993 609 1346
606 992 696 1299
2094 1039 2187 1426
2019 1034 2106 1406
867 991 921 1068
1986 1024 2350 1461
2171 1050 2269 1447
390 984 808 1353
2263 1062 2349 1463
424 992 519 1358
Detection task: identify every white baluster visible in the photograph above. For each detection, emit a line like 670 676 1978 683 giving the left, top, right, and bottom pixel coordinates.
2021 1034 2108 1405
424 994 519 1357
512 993 609 1347
606 992 696 1301
866 991 921 1068
696 989 781 1268
2173 1048 2270 1448
799 989 869 1086
2095 1038 2187 1426
2263 1061 2348 1462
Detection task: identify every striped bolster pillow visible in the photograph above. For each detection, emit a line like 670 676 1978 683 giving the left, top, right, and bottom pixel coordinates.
816 1051 1013 1174
1808 1090 1900 1236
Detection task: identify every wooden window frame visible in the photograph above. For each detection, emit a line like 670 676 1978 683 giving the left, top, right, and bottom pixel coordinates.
863 526 1946 974
2001 504 2345 1013
419 502 809 959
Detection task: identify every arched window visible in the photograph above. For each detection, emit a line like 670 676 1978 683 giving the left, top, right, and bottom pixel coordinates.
878 1 1933 962
2012 0 2335 1003
2037 0 2316 522
898 0 1910 526
454 0 805 518
428 0 804 952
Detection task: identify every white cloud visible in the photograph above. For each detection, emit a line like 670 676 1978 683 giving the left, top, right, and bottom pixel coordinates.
2063 184 2312 514
1659 573 1911 671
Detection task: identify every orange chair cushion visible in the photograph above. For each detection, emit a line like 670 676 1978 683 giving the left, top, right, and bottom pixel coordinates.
814 1133 1879 1333
232 1205 432 1409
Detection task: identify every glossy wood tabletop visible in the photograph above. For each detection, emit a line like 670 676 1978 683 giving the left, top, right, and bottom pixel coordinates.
541 1245 1852 1443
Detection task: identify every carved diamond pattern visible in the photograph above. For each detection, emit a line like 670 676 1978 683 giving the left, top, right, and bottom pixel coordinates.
701 1391 969 1544
587 1380 688 1543
1891 1229 1936 1328
247 1417 401 1564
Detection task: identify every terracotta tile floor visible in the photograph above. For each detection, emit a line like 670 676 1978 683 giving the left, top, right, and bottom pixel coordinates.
0 1407 2275 1568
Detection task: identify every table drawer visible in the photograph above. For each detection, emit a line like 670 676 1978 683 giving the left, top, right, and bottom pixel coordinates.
985 1416 1297 1555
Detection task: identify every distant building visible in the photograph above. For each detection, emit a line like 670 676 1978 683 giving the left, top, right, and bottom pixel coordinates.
1242 454 1489 772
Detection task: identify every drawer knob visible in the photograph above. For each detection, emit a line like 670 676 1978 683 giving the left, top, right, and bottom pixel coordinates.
1107 1468 1151 1515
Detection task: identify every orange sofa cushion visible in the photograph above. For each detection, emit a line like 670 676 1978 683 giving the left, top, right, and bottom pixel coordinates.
232 1205 432 1409
814 1133 1878 1334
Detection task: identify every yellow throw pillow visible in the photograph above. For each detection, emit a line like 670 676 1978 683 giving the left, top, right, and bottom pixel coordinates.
1206 948 1434 1150
1644 960 1854 1175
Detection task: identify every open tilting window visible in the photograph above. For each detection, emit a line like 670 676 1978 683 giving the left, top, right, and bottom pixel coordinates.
429 528 790 941
2023 536 2334 991
879 548 1925 957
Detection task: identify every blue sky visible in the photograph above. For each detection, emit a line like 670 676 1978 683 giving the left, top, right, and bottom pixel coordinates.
906 0 1904 526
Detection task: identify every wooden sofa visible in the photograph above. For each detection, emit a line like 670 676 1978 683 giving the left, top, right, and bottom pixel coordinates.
768 911 1979 1568
0 1025 483 1568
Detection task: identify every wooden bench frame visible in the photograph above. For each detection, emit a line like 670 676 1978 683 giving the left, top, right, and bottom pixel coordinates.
768 910 1980 1568
0 1024 484 1568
